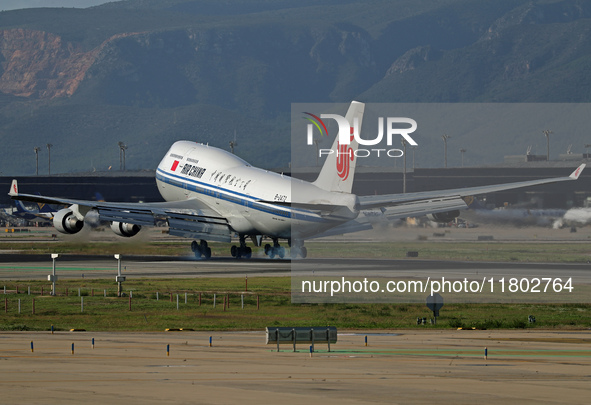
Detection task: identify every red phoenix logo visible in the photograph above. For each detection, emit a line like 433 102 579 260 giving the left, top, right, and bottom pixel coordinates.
336 128 355 180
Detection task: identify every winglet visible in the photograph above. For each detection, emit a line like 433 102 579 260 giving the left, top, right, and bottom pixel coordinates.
569 164 585 180
8 179 18 196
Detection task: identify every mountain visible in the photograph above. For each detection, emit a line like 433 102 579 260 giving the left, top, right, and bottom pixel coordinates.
0 0 590 174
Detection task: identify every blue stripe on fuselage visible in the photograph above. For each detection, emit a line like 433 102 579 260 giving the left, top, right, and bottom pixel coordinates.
156 168 325 223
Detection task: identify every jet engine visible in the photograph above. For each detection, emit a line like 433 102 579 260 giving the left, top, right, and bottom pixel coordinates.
110 221 141 237
427 210 460 223
53 209 84 234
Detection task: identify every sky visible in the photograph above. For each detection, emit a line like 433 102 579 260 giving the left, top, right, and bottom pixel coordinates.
0 0 113 11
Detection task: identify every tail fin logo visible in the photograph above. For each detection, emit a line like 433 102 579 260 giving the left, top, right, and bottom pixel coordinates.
336 128 355 180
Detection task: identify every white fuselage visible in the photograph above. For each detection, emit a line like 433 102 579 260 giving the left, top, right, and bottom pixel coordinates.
155 141 358 239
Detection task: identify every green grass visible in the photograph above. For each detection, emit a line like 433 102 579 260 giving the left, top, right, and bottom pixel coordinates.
1 278 589 331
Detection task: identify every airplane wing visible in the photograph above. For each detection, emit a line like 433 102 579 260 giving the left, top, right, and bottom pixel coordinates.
358 164 585 219
9 185 232 243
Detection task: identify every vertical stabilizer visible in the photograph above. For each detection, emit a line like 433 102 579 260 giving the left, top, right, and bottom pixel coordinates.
8 179 18 196
313 101 365 193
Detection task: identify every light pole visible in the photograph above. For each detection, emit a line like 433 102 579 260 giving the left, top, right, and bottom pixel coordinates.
401 139 407 193
118 142 123 170
229 130 237 154
115 254 125 297
542 129 553 161
442 134 451 168
118 142 127 171
49 253 59 296
46 144 52 175
459 148 466 167
34 147 40 176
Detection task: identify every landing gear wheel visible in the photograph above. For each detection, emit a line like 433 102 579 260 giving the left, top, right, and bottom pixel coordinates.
290 243 307 259
300 246 307 259
191 240 211 259
231 235 253 259
265 239 286 259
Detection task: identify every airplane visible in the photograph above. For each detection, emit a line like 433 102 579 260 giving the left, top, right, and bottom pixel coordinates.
8 101 586 259
8 181 105 224
10 180 56 222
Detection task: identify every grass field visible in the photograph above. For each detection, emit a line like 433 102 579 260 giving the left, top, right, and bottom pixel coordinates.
1 278 589 332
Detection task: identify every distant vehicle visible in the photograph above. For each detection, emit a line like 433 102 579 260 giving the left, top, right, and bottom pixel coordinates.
9 101 586 259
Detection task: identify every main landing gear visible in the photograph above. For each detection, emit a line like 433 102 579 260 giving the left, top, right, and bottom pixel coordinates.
290 244 307 259
264 238 286 259
231 235 252 259
191 240 212 259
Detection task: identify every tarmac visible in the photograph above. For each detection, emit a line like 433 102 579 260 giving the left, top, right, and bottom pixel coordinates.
0 329 589 404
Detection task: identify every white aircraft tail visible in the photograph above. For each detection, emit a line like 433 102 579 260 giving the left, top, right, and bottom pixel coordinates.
9 179 18 196
313 101 365 193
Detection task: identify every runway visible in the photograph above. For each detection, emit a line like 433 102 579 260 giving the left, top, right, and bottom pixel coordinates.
1 254 591 280
1 254 590 303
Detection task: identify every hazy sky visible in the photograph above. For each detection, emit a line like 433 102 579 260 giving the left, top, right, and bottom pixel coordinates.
0 1 113 11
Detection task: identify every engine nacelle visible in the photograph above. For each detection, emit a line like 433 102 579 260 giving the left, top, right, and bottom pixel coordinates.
427 210 460 223
53 209 84 234
110 221 141 237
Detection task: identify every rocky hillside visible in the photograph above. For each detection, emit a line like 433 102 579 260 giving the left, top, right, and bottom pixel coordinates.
1 0 590 174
